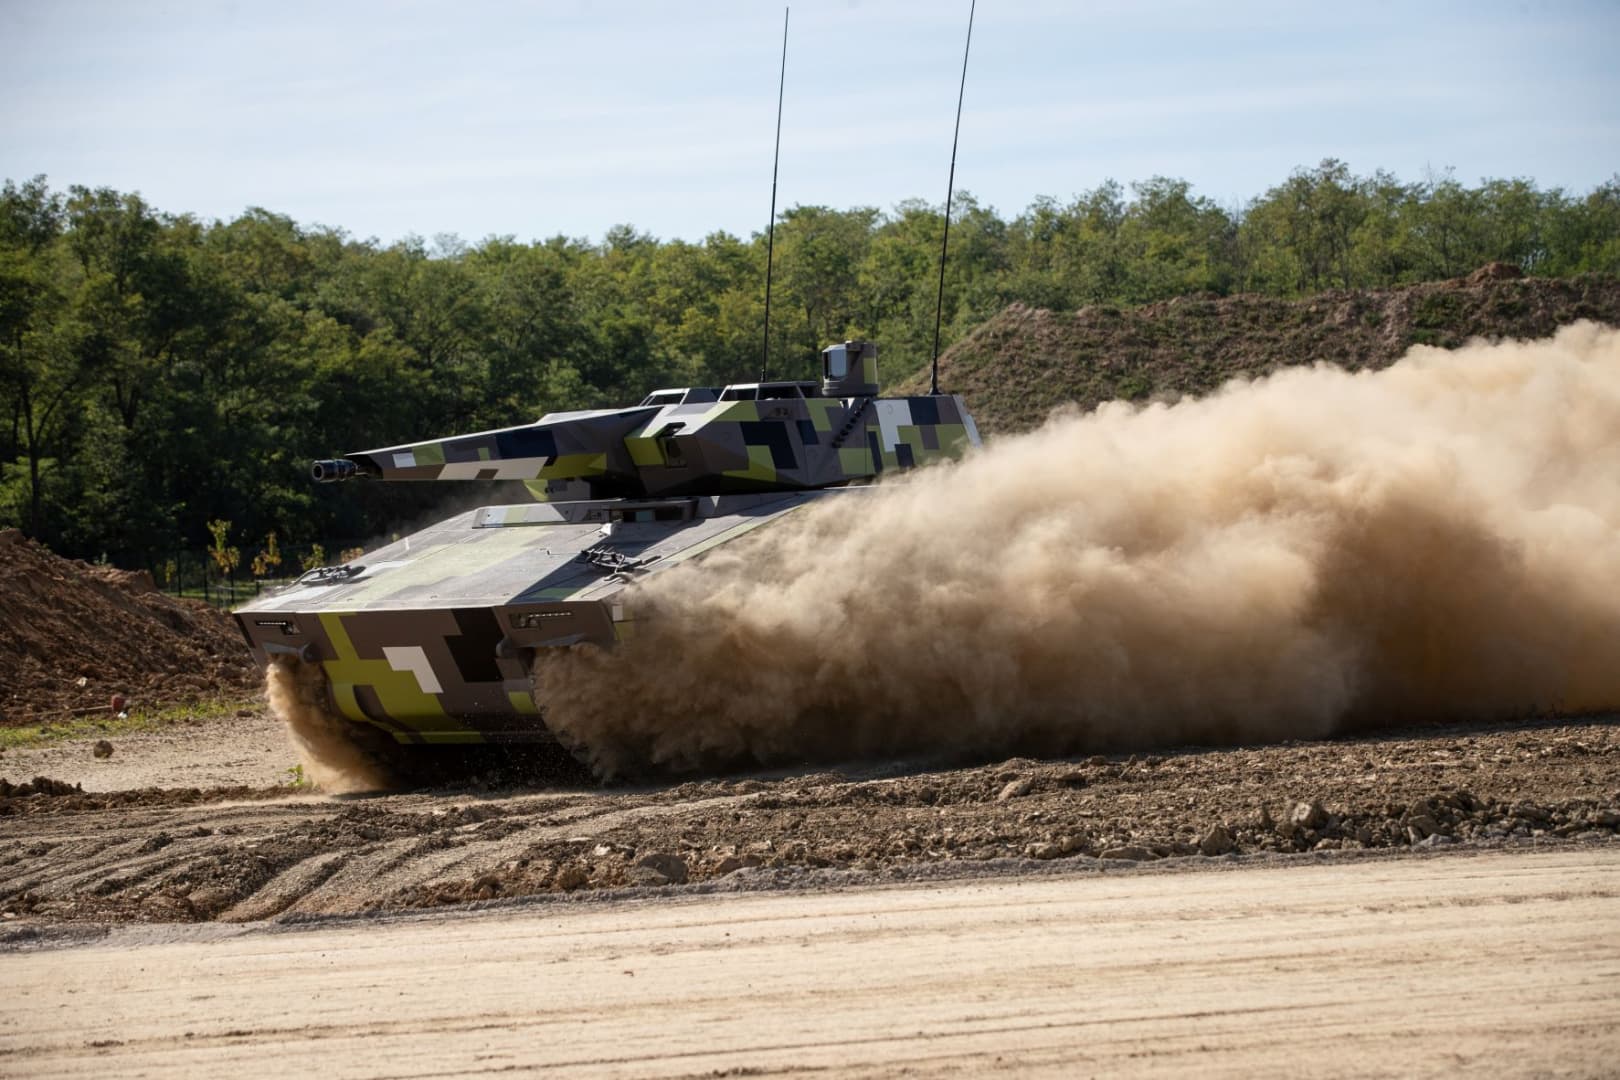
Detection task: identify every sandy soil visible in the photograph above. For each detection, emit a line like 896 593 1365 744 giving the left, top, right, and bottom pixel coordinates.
2 848 1616 1078
0 708 292 792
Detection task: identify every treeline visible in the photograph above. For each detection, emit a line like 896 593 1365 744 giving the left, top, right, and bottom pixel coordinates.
2 160 1617 571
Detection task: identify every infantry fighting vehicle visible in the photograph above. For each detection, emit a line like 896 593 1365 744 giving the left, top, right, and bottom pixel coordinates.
234 341 979 762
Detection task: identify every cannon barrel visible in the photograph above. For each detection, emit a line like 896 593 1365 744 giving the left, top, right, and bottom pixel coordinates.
311 458 358 483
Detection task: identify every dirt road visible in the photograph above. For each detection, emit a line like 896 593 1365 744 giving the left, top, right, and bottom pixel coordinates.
2 715 1617 1075
2 848 1616 1078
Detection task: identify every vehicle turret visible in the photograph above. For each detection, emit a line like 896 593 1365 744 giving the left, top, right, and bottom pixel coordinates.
308 341 980 501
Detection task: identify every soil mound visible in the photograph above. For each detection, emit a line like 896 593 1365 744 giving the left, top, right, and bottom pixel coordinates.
0 529 258 728
0 776 82 798
1468 261 1524 284
907 271 1620 434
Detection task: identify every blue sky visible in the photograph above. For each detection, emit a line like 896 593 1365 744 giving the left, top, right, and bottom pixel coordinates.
4 0 1617 245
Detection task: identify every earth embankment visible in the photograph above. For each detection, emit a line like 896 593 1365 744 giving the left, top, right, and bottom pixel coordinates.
908 271 1620 433
0 530 258 728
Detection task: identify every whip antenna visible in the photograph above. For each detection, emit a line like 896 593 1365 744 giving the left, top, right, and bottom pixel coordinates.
761 7 789 383
929 0 976 395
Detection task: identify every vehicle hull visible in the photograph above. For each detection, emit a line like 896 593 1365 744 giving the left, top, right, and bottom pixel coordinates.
235 490 845 743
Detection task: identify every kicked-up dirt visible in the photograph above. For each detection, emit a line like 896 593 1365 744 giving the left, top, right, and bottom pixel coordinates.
1 711 1615 927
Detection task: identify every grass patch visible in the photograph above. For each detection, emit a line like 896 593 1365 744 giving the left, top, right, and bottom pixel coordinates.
0 694 261 751
1411 290 1464 329
1116 373 1155 401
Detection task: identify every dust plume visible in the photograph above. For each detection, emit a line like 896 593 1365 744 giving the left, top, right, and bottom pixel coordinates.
266 658 393 793
537 323 1620 778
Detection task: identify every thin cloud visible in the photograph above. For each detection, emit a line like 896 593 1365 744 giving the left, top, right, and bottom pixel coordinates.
4 0 1614 243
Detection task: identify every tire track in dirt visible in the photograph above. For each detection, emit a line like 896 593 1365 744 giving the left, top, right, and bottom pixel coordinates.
1 715 1617 926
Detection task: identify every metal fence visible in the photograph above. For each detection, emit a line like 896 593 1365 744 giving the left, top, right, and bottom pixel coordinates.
145 542 363 609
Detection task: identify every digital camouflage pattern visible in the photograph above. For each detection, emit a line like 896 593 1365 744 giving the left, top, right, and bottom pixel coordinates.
237 341 981 745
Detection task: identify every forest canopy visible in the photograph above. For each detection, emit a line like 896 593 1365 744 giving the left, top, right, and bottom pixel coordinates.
3 161 1617 571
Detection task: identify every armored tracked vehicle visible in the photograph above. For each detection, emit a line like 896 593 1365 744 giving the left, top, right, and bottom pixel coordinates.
235 342 979 765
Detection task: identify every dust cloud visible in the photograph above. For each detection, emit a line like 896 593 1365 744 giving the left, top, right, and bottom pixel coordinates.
537 323 1620 778
266 658 393 793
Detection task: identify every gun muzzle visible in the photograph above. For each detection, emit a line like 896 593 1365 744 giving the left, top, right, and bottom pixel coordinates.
311 458 358 483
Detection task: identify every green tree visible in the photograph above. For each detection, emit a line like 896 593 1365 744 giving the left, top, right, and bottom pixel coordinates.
1542 177 1620 274
0 177 80 539
776 205 878 378
0 166 1610 573
1116 177 1233 300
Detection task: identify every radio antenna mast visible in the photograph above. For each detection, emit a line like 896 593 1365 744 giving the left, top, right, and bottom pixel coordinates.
929 0 976 395
760 7 789 383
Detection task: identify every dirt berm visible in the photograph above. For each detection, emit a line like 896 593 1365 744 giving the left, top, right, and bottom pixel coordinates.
0 529 259 727
907 269 1620 433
